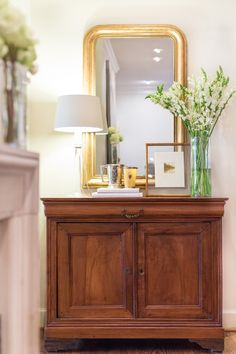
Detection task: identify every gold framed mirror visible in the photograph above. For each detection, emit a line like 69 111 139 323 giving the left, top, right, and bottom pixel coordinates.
82 24 187 188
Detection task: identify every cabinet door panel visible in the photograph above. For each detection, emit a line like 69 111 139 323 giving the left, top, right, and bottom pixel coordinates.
137 222 220 322
145 233 199 306
57 223 133 319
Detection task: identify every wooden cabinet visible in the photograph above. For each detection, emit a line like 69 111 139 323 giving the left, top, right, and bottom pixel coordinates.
42 197 226 352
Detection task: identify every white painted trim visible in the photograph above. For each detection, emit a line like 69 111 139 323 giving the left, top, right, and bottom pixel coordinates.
223 311 236 329
104 39 120 74
40 308 46 328
0 145 39 220
0 145 39 354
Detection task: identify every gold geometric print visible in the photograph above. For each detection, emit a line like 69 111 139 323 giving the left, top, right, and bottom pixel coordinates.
164 162 175 174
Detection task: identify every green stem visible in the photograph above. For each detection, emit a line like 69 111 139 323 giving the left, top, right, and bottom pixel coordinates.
111 144 118 164
191 135 211 196
5 61 15 143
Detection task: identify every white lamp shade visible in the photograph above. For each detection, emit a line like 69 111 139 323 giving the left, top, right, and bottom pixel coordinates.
55 95 104 133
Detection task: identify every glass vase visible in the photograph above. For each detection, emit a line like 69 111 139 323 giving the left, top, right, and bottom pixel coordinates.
191 135 211 197
0 60 28 148
111 143 119 164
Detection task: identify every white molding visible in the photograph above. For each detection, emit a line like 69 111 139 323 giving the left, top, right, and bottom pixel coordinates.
40 308 46 327
0 145 39 354
104 39 120 74
223 311 236 329
0 144 39 219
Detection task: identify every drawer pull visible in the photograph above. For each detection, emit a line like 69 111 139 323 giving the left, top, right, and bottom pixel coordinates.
122 209 144 219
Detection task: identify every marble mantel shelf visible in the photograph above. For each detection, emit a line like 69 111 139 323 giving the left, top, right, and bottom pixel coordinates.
0 144 39 354
0 144 39 220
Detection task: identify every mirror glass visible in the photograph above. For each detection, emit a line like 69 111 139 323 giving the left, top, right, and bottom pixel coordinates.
95 37 174 176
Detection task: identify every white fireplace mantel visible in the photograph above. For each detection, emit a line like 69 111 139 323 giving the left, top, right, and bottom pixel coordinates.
0 144 39 354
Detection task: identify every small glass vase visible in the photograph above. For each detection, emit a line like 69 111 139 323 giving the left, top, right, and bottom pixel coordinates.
0 60 28 148
111 143 119 164
191 135 211 197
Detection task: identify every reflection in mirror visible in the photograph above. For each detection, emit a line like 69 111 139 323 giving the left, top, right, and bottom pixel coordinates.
95 37 174 176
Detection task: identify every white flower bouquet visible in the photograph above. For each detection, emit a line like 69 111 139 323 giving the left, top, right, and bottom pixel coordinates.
108 127 123 164
146 66 235 138
108 126 123 144
146 67 236 196
0 0 37 146
0 0 37 72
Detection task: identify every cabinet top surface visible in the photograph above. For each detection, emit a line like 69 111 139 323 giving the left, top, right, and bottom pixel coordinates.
41 196 227 203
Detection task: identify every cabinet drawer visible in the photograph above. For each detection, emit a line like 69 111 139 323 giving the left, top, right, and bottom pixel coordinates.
43 198 226 220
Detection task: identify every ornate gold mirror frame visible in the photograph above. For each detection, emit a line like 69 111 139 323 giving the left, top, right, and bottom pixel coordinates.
82 24 187 188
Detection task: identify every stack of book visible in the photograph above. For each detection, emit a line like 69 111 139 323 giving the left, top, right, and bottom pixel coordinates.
92 188 143 198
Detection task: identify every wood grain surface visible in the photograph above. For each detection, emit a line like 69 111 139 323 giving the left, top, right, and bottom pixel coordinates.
43 198 226 353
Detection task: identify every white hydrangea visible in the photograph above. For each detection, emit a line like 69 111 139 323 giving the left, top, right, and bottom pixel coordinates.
108 126 123 144
0 0 8 8
0 2 37 71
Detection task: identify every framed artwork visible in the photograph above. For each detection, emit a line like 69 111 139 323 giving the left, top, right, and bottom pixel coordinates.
145 142 190 196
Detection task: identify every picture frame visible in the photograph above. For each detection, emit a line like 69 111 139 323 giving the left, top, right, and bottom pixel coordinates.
145 142 191 197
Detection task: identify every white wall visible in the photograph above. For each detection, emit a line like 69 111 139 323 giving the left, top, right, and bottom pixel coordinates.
10 0 30 20
26 0 236 327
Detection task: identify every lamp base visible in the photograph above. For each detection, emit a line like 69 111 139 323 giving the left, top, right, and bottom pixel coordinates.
74 145 83 195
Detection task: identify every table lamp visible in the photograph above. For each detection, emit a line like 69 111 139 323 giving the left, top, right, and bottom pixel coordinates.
55 94 103 194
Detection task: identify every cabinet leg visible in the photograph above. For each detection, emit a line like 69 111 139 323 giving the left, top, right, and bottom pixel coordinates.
189 339 224 352
44 338 84 352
